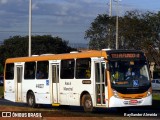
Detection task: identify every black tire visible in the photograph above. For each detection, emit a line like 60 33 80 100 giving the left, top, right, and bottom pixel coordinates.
27 92 36 108
82 94 93 112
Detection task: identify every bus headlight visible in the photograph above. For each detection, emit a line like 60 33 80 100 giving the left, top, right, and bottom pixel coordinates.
147 88 152 97
147 91 151 97
113 90 119 98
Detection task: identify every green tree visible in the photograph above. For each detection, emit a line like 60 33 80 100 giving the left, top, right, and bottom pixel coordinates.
0 35 76 74
31 35 74 54
85 10 160 51
85 14 116 49
146 11 160 49
119 10 151 49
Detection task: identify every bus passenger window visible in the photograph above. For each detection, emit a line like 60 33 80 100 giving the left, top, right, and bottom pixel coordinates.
24 62 35 79
76 58 91 79
36 61 49 79
5 63 14 80
61 59 75 79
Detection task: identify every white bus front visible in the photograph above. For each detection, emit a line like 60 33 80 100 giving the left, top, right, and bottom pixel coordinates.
108 59 152 107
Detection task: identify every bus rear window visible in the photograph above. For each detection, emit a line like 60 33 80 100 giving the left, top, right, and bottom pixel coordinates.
5 63 14 80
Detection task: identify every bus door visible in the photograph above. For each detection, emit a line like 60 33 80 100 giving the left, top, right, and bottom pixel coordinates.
51 64 59 105
16 65 23 102
95 61 106 106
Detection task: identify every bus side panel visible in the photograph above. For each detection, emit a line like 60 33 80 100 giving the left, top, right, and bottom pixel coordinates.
34 93 51 104
22 80 35 103
4 80 16 102
59 79 78 105
35 79 51 104
22 79 51 104
59 79 93 106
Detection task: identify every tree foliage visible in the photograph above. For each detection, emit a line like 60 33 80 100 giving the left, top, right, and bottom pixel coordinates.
85 10 160 51
0 35 76 72
85 14 116 49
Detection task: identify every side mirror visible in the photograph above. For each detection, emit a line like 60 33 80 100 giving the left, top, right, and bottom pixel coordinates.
150 70 152 79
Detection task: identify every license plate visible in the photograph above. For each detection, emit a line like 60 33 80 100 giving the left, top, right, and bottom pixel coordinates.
129 100 138 104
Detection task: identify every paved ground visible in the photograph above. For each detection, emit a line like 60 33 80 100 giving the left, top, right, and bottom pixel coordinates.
0 98 160 120
0 91 160 120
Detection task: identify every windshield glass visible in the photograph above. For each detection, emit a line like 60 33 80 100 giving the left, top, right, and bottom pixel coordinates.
109 60 151 94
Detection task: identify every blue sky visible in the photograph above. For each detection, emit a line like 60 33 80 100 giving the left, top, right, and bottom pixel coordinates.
0 0 160 44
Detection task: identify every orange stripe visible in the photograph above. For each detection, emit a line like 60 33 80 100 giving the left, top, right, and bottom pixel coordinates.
6 50 107 63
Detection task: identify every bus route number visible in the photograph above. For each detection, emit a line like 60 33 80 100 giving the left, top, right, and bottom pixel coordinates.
36 84 44 88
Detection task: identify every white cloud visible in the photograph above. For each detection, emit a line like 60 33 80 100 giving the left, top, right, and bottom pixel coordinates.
32 3 39 10
0 0 107 43
0 0 8 4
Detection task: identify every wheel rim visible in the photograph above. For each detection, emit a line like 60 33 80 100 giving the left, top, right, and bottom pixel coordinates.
85 99 92 109
28 95 34 106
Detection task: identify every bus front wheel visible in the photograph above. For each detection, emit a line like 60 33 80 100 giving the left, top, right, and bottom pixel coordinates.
27 92 36 108
82 94 93 112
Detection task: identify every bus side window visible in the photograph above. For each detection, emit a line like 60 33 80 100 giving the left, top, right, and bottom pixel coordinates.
5 63 14 80
24 62 35 79
76 58 91 79
61 59 75 79
36 61 49 79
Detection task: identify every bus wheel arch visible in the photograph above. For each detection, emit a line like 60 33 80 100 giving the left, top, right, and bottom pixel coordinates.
80 91 94 112
26 90 37 108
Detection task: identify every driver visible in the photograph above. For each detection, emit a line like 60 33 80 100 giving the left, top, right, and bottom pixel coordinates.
126 67 135 80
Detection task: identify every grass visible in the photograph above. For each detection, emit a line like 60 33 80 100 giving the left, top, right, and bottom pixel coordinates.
0 86 4 98
152 92 160 100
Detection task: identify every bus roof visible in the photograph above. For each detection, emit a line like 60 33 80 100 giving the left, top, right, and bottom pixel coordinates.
5 49 145 63
5 50 106 63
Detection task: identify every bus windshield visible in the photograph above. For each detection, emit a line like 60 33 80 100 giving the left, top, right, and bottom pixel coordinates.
109 60 151 94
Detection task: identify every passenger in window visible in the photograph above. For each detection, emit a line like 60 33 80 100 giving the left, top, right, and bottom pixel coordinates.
36 70 44 79
111 68 123 83
126 68 135 76
125 67 135 80
85 66 91 78
112 70 119 81
28 70 35 79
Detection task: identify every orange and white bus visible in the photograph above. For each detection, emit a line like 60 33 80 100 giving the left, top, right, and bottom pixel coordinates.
4 49 152 112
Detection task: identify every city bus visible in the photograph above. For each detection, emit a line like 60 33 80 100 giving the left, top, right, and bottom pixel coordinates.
4 49 152 112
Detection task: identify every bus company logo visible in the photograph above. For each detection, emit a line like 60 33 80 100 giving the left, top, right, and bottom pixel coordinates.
1 112 42 118
2 112 11 117
133 80 139 87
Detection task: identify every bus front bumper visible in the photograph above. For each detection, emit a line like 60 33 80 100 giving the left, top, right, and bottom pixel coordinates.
109 95 152 107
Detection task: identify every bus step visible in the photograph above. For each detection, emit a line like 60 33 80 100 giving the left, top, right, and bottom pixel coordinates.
52 103 60 106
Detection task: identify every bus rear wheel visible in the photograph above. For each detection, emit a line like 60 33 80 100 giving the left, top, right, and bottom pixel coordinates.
27 92 36 108
82 94 93 112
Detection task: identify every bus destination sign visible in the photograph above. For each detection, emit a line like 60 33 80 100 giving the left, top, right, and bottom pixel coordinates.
110 53 141 59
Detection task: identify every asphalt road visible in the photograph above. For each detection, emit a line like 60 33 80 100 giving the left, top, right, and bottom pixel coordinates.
0 98 160 118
